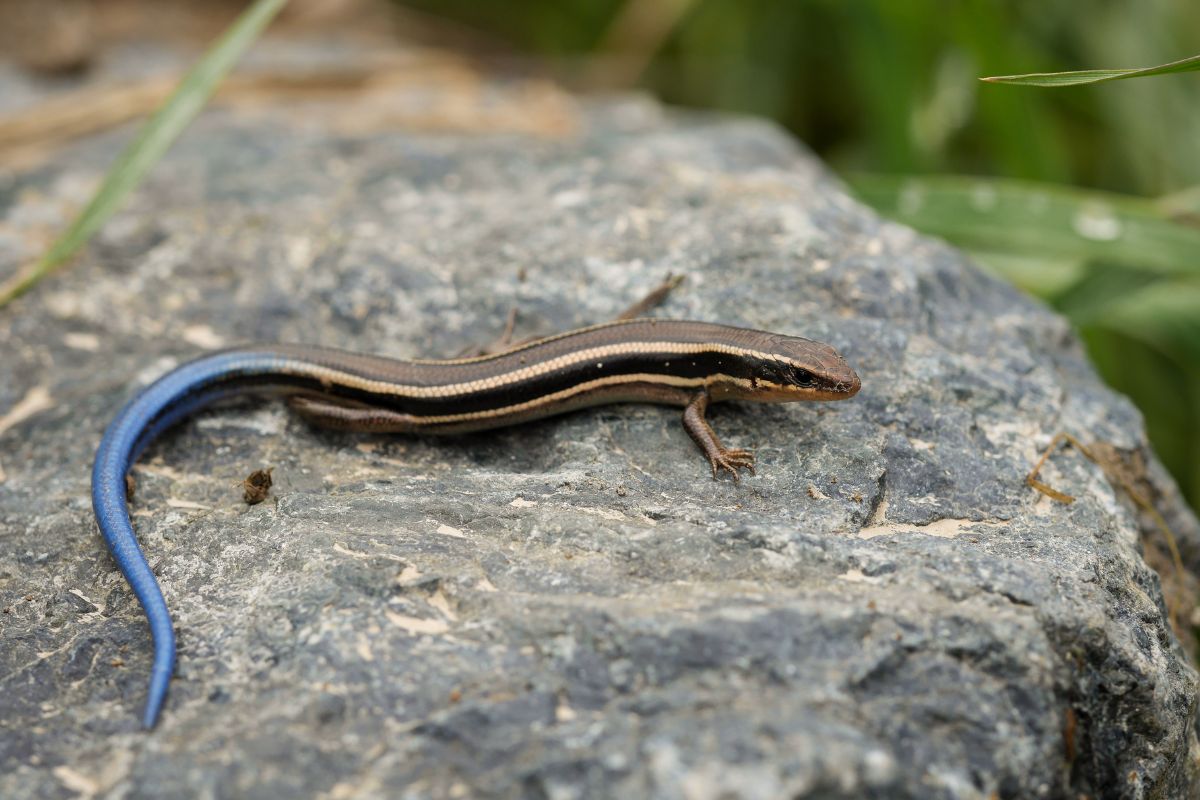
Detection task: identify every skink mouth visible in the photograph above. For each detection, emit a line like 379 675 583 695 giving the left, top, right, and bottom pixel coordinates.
839 369 862 398
812 367 860 401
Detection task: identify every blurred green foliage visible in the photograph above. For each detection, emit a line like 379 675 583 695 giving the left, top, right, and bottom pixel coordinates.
401 0 1200 510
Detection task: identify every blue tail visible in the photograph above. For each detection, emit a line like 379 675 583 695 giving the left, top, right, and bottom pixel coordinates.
92 412 178 728
91 350 285 727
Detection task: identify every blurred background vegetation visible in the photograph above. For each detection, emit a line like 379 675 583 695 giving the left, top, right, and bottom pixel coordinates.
398 0 1200 512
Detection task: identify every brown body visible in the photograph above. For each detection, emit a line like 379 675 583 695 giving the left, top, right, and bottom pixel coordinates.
233 318 862 478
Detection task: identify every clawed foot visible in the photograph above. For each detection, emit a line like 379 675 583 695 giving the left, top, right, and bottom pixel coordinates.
708 447 756 481
683 389 756 482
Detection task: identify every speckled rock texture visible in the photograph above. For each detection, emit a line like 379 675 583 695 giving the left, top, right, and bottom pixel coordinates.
2 43 1199 800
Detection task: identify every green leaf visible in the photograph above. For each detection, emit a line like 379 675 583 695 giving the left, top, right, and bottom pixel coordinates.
981 53 1200 87
849 174 1200 279
0 0 288 307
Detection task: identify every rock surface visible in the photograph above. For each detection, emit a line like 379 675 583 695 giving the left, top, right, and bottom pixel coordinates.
1 40 1199 800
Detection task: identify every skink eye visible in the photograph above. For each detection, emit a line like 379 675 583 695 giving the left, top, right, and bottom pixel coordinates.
792 368 815 387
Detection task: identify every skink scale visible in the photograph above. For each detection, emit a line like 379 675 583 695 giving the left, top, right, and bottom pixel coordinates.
91 317 860 727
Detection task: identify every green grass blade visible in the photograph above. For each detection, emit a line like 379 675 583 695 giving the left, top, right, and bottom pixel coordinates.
849 174 1200 279
0 0 288 308
981 53 1200 87
969 252 1085 298
1158 184 1200 220
1079 281 1200 363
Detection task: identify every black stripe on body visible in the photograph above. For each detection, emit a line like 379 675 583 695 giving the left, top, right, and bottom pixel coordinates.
306 347 760 416
262 319 792 389
173 317 847 424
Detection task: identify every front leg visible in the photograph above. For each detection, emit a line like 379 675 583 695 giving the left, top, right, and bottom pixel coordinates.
682 390 756 481
460 274 686 357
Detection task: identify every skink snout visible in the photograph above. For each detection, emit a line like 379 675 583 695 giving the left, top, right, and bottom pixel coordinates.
797 341 860 401
834 357 861 399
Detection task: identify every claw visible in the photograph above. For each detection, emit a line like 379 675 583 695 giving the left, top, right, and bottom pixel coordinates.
708 448 756 481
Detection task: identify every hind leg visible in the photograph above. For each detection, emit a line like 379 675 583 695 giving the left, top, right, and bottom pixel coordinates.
288 394 422 433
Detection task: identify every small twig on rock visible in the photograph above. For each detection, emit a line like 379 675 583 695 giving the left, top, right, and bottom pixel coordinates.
1028 432 1193 637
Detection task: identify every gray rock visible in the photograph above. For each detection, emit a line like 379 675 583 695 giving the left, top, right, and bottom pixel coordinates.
1 48 1198 800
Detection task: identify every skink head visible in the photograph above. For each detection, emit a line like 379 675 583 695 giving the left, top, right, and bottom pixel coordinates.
713 333 861 403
